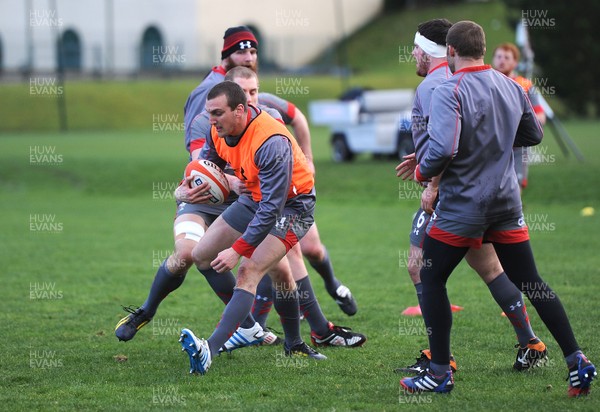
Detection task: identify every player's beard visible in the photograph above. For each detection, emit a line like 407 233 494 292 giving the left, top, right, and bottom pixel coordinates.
223 58 259 73
497 65 511 76
416 55 429 77
447 54 456 73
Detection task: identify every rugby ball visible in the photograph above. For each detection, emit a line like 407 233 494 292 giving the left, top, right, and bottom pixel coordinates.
184 159 230 205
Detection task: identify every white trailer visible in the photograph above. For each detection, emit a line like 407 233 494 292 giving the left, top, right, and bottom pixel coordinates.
308 89 415 162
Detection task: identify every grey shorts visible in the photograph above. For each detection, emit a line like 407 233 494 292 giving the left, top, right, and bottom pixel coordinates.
221 199 314 249
425 210 530 248
409 208 432 248
175 201 231 225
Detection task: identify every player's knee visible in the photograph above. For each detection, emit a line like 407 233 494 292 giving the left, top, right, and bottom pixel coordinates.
406 246 423 284
301 243 324 262
469 260 503 283
190 246 212 270
237 261 260 291
173 220 208 268
466 246 503 284
407 262 421 284
268 259 294 285
168 242 195 274
477 267 504 284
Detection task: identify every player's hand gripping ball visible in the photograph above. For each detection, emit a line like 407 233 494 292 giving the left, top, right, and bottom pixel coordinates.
184 159 230 205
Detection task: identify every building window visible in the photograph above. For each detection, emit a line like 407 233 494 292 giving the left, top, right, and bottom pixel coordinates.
140 26 163 70
58 29 82 71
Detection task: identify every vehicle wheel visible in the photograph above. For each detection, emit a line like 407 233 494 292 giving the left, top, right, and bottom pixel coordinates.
332 134 354 162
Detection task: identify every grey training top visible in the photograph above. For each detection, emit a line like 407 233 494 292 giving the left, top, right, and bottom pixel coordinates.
258 92 296 125
412 62 451 163
419 65 543 224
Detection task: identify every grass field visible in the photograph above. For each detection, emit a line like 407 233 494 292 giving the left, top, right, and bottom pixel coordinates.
0 119 599 411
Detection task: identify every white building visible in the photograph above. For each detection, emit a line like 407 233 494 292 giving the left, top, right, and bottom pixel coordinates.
0 0 383 75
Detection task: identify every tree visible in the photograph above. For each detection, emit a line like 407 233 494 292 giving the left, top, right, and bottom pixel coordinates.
504 0 600 116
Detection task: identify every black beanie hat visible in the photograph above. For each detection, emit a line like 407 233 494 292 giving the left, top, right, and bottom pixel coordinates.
221 26 258 60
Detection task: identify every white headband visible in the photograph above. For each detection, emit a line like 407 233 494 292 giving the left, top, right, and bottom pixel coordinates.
414 32 447 58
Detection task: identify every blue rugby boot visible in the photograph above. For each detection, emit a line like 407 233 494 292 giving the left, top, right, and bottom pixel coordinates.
179 328 211 375
567 353 596 397
400 369 454 394
218 322 265 353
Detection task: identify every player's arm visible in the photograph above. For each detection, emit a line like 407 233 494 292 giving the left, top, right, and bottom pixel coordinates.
527 87 547 126
416 86 460 182
174 178 213 204
188 111 212 160
514 92 544 147
289 109 314 167
231 136 292 258
535 111 546 125
175 127 228 204
421 174 440 214
397 90 429 180
412 86 433 164
183 90 208 153
395 152 417 180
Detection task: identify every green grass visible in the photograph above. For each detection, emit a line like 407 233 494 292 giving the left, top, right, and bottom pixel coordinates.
0 120 599 411
331 0 514 82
